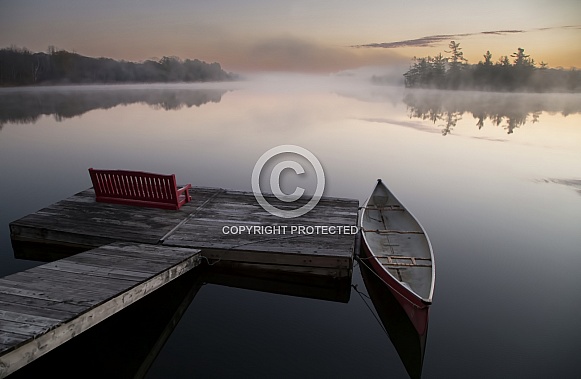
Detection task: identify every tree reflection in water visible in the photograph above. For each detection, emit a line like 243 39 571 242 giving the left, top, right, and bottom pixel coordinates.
0 87 229 127
403 89 580 135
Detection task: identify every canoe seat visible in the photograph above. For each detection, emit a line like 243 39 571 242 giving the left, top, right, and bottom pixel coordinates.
377 255 432 268
364 205 405 211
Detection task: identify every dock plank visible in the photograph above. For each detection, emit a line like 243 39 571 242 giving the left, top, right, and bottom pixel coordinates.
0 282 109 306
0 319 48 337
0 278 124 303
40 260 152 280
0 293 86 314
0 332 28 349
0 310 60 328
34 267 141 287
66 253 177 274
1 270 140 295
0 242 200 377
0 300 78 321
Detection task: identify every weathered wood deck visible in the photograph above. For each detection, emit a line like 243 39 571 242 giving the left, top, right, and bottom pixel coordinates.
10 187 359 277
0 242 200 378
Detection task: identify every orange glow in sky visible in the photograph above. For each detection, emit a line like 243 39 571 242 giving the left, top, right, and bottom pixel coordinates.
1 1 580 72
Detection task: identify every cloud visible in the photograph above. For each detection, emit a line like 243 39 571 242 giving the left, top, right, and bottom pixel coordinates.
536 24 581 31
480 30 524 35
353 34 469 49
353 29 525 49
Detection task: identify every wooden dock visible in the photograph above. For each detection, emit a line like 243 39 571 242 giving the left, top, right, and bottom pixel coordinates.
0 242 200 378
10 187 359 277
3 185 358 376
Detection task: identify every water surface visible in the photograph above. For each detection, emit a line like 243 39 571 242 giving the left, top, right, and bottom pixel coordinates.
1 79 580 377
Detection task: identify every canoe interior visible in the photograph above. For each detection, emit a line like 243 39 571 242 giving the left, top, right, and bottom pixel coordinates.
361 181 434 302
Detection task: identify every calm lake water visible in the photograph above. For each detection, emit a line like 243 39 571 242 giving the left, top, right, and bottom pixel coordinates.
1 77 580 378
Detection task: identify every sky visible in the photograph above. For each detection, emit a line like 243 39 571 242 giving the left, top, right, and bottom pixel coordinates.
1 0 580 72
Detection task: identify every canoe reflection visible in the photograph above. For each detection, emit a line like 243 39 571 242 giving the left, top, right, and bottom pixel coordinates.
359 263 428 379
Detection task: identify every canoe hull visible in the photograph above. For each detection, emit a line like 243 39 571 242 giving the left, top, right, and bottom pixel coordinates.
360 233 430 336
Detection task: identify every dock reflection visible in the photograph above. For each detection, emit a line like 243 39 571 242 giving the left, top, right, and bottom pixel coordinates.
359 263 428 379
9 266 205 379
202 265 351 303
6 243 352 377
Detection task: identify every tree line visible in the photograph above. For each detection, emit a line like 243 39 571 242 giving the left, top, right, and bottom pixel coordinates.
0 46 236 86
402 41 580 92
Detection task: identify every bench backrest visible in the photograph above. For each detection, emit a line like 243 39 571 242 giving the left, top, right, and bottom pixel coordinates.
89 168 179 205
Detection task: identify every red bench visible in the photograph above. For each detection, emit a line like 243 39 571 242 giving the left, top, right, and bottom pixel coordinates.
88 168 192 210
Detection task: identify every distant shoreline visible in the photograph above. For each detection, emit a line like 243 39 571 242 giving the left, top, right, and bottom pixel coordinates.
0 46 238 87
0 80 240 89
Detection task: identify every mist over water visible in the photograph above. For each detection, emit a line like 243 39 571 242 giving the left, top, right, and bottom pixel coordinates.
3 73 579 133
0 74 580 377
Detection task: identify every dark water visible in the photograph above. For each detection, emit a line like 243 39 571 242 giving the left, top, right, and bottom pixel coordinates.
1 81 580 378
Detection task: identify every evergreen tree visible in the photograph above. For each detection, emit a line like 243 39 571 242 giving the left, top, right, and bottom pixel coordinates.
430 53 447 87
482 51 493 66
445 41 467 89
511 48 530 67
445 41 467 71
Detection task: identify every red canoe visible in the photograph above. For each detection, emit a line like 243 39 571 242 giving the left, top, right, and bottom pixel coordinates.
359 179 435 335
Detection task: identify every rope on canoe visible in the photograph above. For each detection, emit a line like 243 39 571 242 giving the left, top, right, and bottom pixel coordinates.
355 255 392 290
351 278 389 338
199 254 221 266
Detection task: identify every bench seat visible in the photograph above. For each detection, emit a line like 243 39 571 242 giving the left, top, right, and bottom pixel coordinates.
88 168 192 210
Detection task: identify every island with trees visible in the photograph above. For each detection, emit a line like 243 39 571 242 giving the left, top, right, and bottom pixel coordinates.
0 46 236 86
400 41 580 92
